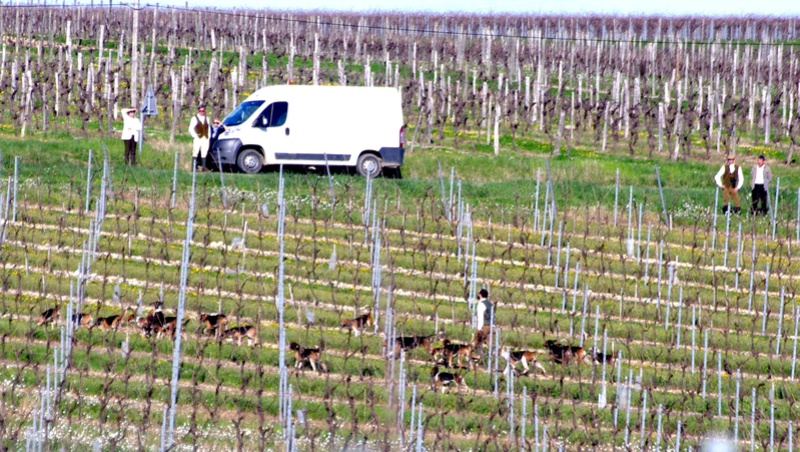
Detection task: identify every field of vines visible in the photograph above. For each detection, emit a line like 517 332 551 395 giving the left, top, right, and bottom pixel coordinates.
3 5 800 451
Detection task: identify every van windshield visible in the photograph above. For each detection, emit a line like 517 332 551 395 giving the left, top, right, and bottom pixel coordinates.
223 100 265 126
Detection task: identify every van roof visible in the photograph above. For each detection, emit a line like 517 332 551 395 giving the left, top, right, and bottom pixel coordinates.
243 85 400 102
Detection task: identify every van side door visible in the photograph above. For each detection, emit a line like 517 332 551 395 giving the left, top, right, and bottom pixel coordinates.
252 101 290 163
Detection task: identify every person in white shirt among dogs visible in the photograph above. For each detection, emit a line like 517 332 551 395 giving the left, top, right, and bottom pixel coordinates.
750 155 772 216
714 154 744 214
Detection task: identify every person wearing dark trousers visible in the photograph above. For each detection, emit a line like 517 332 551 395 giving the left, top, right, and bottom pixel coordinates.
121 107 141 166
208 118 226 170
750 155 772 216
474 288 495 359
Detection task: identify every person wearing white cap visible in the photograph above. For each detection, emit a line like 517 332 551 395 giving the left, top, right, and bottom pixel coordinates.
121 107 141 166
714 154 744 214
188 105 210 172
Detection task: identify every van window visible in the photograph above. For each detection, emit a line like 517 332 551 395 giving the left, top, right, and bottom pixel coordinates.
256 102 289 127
223 100 264 126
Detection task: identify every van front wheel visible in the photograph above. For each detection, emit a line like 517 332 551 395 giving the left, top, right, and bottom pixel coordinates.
237 149 263 174
356 153 382 178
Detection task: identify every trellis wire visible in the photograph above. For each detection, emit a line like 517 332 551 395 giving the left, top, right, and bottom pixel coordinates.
84 149 93 213
748 237 757 311
762 262 771 334
623 369 632 446
415 402 424 452
170 151 179 208
553 221 562 283
598 329 608 409
702 328 709 399
792 306 799 380
723 209 731 266
493 327 500 397
750 387 757 451
362 172 373 226
771 177 780 240
675 286 683 347
164 164 197 449
579 285 588 347
448 166 455 221
506 364 514 445
276 166 288 422
613 167 620 228
521 387 527 446
776 286 785 355
717 351 723 417
712 187 719 251
533 168 540 231
654 165 669 227
656 404 663 451
437 160 446 218
734 369 741 441
691 306 697 374
639 390 648 450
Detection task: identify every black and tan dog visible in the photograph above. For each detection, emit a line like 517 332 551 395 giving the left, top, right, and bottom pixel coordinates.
432 339 480 369
71 313 93 328
289 341 326 372
198 313 228 336
95 308 135 330
501 348 548 376
340 311 373 337
136 309 187 339
223 325 258 346
430 366 468 392
386 333 437 358
544 339 590 365
37 307 60 327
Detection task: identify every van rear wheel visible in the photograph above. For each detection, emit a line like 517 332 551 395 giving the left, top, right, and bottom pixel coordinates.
236 149 263 174
356 153 382 178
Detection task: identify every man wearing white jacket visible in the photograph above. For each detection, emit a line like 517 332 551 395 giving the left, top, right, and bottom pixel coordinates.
121 107 141 166
714 154 744 214
188 105 210 172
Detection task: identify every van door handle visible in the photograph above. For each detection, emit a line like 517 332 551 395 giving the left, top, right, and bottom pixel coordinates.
285 127 290 136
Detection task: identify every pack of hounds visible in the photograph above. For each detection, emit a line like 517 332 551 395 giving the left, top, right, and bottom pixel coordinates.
342 310 615 393
36 305 614 394
35 302 259 346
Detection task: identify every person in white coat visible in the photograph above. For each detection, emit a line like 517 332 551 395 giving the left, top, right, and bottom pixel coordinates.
121 107 141 166
188 105 210 171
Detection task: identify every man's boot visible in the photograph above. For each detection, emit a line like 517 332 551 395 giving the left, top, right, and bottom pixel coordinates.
201 157 208 172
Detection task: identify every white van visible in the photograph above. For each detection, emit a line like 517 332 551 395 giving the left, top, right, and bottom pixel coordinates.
211 85 405 177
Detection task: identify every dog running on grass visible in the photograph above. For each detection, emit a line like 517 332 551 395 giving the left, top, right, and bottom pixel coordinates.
37 307 60 327
95 308 135 330
198 313 228 336
500 348 548 376
432 339 480 369
385 333 437 358
593 343 616 366
71 313 93 328
544 339 590 365
223 325 258 346
340 311 373 337
289 341 327 372
430 366 468 393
